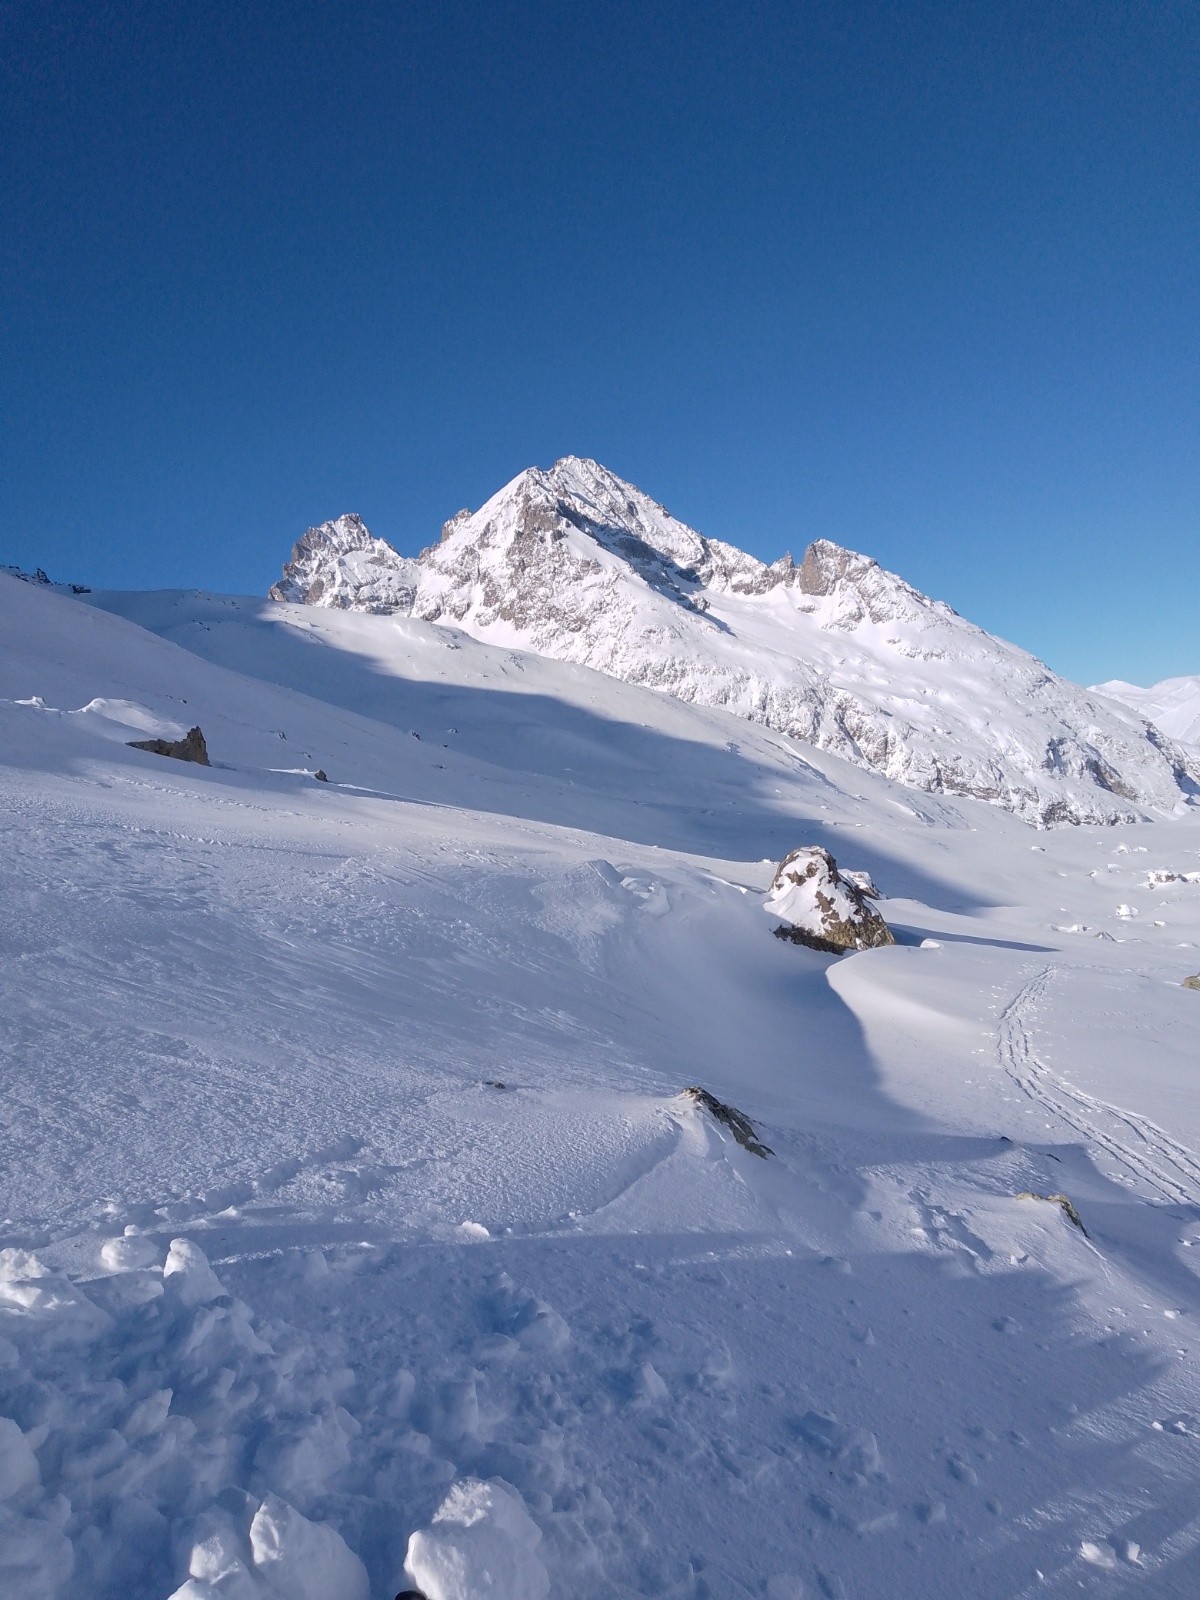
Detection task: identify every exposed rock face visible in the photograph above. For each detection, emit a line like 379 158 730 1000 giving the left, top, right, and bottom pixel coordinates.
1183 975 1200 992
766 847 895 954
127 726 210 765
268 457 1200 826
268 514 420 613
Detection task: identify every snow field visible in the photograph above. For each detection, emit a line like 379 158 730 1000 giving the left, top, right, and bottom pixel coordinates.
3 572 1200 1595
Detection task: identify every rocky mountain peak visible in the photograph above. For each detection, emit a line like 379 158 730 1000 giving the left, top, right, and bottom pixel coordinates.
796 539 877 596
268 459 1200 825
270 514 419 613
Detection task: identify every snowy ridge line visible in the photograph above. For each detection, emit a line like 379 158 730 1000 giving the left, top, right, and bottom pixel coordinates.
997 966 1200 1209
265 455 1200 827
1096 674 1200 750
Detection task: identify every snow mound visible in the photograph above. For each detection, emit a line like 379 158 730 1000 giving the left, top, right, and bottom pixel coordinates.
73 697 188 737
168 1494 370 1600
765 846 895 953
269 457 1200 825
404 1477 549 1600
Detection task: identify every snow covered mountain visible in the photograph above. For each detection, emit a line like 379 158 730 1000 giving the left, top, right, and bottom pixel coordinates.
1095 674 1200 750
273 458 1199 826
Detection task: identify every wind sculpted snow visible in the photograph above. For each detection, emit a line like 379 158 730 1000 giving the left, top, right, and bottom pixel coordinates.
3 570 1200 1597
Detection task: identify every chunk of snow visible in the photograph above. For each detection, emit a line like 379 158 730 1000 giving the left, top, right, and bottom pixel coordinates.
405 1477 549 1600
163 1239 226 1306
0 1417 39 1499
169 1497 369 1600
100 1229 161 1271
249 1493 370 1600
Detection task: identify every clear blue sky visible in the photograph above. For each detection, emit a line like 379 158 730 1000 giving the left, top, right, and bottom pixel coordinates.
2 1 1196 686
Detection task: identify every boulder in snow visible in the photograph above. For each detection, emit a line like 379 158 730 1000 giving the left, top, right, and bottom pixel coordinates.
841 867 881 898
1183 974 1200 992
766 847 895 954
127 725 210 765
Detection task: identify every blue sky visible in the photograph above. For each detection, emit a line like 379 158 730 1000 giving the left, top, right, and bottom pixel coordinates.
2 0 1196 686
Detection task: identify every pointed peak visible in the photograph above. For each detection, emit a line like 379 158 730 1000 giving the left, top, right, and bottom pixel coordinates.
795 539 879 596
294 513 376 553
270 513 418 611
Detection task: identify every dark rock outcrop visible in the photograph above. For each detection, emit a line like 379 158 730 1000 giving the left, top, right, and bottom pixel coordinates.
683 1087 773 1158
127 726 210 766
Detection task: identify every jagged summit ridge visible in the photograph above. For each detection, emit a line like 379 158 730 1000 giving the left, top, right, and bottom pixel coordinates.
269 513 420 613
269 458 1200 825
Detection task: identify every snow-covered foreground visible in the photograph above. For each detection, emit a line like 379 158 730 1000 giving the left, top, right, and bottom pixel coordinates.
3 572 1200 1598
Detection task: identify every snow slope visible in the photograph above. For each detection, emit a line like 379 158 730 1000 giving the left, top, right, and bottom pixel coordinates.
270 458 1200 827
1097 675 1200 750
4 568 1200 1598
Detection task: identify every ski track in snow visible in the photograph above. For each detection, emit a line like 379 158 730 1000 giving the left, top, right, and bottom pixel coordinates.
998 966 1200 1210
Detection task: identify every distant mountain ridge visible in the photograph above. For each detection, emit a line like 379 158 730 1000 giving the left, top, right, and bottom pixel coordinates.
1095 676 1200 751
271 456 1200 826
2 563 90 596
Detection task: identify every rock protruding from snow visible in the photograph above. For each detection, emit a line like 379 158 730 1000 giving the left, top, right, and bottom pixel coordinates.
269 513 420 613
404 1477 550 1600
1183 974 1200 992
270 458 1200 825
1 564 90 595
128 725 210 765
682 1087 773 1157
766 847 895 954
